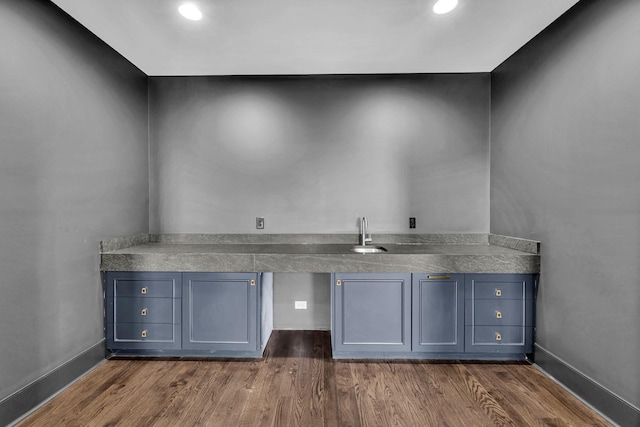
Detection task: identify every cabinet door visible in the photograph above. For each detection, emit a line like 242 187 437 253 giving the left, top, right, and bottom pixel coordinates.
412 274 464 353
333 273 411 353
182 272 258 352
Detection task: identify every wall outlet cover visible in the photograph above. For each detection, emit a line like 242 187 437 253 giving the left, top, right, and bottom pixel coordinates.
294 301 307 310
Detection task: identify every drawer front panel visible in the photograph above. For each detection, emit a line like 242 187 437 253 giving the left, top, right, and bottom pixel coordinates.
113 323 176 342
469 299 528 326
465 326 533 353
470 281 526 300
470 325 525 345
465 274 534 300
114 297 178 324
114 279 176 298
465 325 533 353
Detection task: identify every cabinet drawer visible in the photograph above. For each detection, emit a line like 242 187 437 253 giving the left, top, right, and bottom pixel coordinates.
468 299 530 326
114 297 178 324
113 323 176 342
467 325 529 346
114 279 176 298
467 278 531 300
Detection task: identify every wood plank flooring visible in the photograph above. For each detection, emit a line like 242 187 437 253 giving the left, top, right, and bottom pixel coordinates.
17 331 611 427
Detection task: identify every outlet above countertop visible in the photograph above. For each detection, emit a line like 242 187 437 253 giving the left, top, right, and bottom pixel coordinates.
100 234 540 274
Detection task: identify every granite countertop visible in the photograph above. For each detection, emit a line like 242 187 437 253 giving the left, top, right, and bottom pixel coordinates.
100 234 540 274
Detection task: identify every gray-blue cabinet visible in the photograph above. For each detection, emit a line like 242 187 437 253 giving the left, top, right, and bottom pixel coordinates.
105 271 266 357
332 273 412 355
105 272 182 351
182 272 259 352
412 274 464 353
332 272 535 360
464 274 534 354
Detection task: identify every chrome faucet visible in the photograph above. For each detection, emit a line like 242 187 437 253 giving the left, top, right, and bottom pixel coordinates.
359 217 372 246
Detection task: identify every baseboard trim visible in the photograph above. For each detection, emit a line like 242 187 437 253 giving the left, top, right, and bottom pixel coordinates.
534 343 640 427
0 340 106 427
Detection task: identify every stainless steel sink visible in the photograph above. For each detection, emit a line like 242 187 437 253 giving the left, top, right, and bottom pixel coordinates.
350 245 387 254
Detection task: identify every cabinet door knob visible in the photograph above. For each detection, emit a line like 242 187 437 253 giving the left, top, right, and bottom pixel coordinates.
141 308 147 316
336 279 342 286
141 329 148 338
496 311 502 319
141 287 148 295
250 279 256 286
495 332 502 341
495 288 502 297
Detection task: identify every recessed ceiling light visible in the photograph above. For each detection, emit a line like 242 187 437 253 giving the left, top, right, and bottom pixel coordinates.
433 0 458 15
178 3 203 21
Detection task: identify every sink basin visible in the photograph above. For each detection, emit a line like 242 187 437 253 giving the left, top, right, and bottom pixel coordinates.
350 245 387 254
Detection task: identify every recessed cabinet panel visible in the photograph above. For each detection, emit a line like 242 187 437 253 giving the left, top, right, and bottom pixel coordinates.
183 272 258 352
412 274 464 353
333 273 411 353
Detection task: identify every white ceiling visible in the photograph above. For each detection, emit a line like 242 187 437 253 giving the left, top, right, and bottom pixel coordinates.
50 0 580 76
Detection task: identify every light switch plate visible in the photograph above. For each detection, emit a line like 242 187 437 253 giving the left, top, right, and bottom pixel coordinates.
294 301 307 310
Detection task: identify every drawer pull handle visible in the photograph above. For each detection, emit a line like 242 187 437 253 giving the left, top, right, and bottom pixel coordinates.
141 287 148 295
250 279 256 286
141 329 148 338
336 279 342 286
495 332 502 341
496 311 502 319
141 308 147 316
495 289 502 297
427 275 451 280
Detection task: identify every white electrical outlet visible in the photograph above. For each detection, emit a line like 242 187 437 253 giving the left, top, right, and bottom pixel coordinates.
294 300 307 310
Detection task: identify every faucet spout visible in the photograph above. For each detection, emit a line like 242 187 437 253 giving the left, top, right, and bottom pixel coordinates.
359 217 372 246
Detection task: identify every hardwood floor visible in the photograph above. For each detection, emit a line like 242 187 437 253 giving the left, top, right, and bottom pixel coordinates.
17 331 611 427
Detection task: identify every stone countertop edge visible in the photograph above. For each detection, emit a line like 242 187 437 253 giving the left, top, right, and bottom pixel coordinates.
488 234 540 254
100 233 540 274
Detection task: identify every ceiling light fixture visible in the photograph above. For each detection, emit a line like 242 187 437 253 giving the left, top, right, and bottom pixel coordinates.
178 3 203 21
433 0 458 15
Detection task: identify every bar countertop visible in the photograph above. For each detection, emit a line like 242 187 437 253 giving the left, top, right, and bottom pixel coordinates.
100 233 540 274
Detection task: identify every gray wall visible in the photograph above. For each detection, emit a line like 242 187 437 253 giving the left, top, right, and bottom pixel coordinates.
491 0 640 409
149 74 490 234
273 273 331 330
149 74 490 331
0 0 149 402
